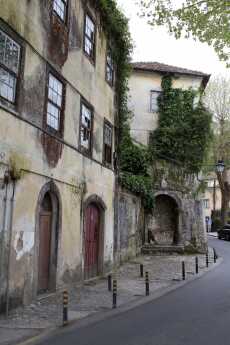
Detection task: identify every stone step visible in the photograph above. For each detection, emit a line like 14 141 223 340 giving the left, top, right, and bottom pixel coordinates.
142 244 185 255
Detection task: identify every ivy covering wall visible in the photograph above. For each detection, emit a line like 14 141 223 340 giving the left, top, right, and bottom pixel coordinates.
91 1 212 211
150 76 212 174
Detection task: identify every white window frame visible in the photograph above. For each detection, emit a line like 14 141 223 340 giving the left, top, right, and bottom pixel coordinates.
0 29 21 103
84 14 96 61
80 101 93 154
150 90 161 113
46 73 64 131
53 0 68 22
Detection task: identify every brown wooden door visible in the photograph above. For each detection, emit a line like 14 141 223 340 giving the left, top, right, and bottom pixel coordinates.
84 204 100 279
38 212 52 293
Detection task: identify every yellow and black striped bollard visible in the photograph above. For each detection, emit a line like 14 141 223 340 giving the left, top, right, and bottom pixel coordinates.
63 290 68 326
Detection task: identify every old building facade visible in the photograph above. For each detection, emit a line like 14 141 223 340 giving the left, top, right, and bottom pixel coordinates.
0 0 118 311
115 62 210 260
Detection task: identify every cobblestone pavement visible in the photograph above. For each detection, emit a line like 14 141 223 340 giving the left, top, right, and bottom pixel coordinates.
0 248 216 344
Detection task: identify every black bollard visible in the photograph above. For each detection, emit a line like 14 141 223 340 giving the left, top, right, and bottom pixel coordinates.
63 290 68 326
145 272 150 296
182 261 185 280
140 264 144 278
213 248 217 263
108 274 112 292
113 279 117 309
195 257 199 274
206 252 209 268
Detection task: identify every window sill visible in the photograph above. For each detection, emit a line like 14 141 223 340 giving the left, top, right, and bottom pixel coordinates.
83 51 96 67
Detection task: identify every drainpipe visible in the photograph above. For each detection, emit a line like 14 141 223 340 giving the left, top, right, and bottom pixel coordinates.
0 173 9 297
5 179 16 318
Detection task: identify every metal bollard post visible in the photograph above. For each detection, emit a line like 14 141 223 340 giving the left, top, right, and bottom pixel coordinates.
112 279 117 309
195 257 199 274
140 264 144 278
63 290 68 326
145 272 150 296
213 248 217 263
182 261 185 280
206 252 209 268
108 274 112 292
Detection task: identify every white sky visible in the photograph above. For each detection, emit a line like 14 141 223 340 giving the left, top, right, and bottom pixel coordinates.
116 0 228 76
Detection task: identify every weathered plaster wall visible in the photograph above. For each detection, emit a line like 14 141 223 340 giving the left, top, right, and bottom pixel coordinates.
114 189 144 264
0 0 116 310
128 70 203 146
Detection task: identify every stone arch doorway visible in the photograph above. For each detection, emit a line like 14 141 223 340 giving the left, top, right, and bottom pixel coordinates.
150 194 179 245
83 196 106 280
36 182 61 295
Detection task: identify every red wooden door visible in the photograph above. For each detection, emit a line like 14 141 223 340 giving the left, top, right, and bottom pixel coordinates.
38 212 52 293
84 204 100 279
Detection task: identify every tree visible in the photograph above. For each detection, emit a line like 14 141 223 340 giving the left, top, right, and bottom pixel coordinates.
138 0 230 63
203 75 230 227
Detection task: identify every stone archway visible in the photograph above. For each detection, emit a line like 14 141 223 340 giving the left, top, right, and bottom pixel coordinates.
149 194 180 245
35 181 62 295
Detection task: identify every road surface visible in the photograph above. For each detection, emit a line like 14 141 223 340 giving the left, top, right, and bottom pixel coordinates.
35 237 230 345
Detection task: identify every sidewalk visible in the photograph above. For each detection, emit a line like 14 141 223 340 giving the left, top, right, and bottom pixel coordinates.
0 247 218 345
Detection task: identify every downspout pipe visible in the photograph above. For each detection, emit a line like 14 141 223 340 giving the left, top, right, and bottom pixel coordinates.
5 179 16 318
0 175 9 304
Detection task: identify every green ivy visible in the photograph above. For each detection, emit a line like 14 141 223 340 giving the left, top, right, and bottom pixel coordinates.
119 172 154 210
149 76 213 174
88 1 154 209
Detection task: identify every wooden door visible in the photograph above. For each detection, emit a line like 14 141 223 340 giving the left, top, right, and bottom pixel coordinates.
38 194 52 293
84 204 100 279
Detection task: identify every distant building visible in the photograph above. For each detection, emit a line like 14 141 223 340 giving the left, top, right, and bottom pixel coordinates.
116 62 210 258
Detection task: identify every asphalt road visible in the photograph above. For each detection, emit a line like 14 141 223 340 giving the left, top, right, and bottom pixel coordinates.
35 237 230 345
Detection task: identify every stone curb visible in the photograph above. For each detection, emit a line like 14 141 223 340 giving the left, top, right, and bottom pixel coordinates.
16 255 223 345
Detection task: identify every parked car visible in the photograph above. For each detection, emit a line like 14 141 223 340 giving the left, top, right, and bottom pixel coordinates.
218 225 230 240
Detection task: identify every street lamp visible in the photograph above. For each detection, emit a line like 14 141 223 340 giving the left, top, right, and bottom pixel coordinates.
216 160 225 174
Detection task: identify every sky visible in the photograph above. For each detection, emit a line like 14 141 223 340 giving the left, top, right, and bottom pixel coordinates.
116 0 228 76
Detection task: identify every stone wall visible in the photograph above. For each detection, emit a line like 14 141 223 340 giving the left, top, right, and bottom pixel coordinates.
114 189 144 264
145 190 207 252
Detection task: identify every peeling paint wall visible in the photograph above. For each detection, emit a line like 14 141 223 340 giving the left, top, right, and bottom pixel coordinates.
0 0 116 310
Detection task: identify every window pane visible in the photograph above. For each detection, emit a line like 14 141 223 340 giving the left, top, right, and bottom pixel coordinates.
53 0 67 21
48 74 63 107
0 30 20 74
82 104 92 128
104 124 112 145
85 15 95 40
80 103 92 151
85 37 93 57
81 127 90 149
150 91 161 112
106 50 114 84
0 66 16 102
47 101 60 130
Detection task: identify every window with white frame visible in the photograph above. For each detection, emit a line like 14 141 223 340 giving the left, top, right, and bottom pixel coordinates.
106 49 114 86
84 14 96 61
46 73 64 131
53 0 68 22
150 90 161 112
203 199 210 209
80 101 93 153
0 29 21 103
